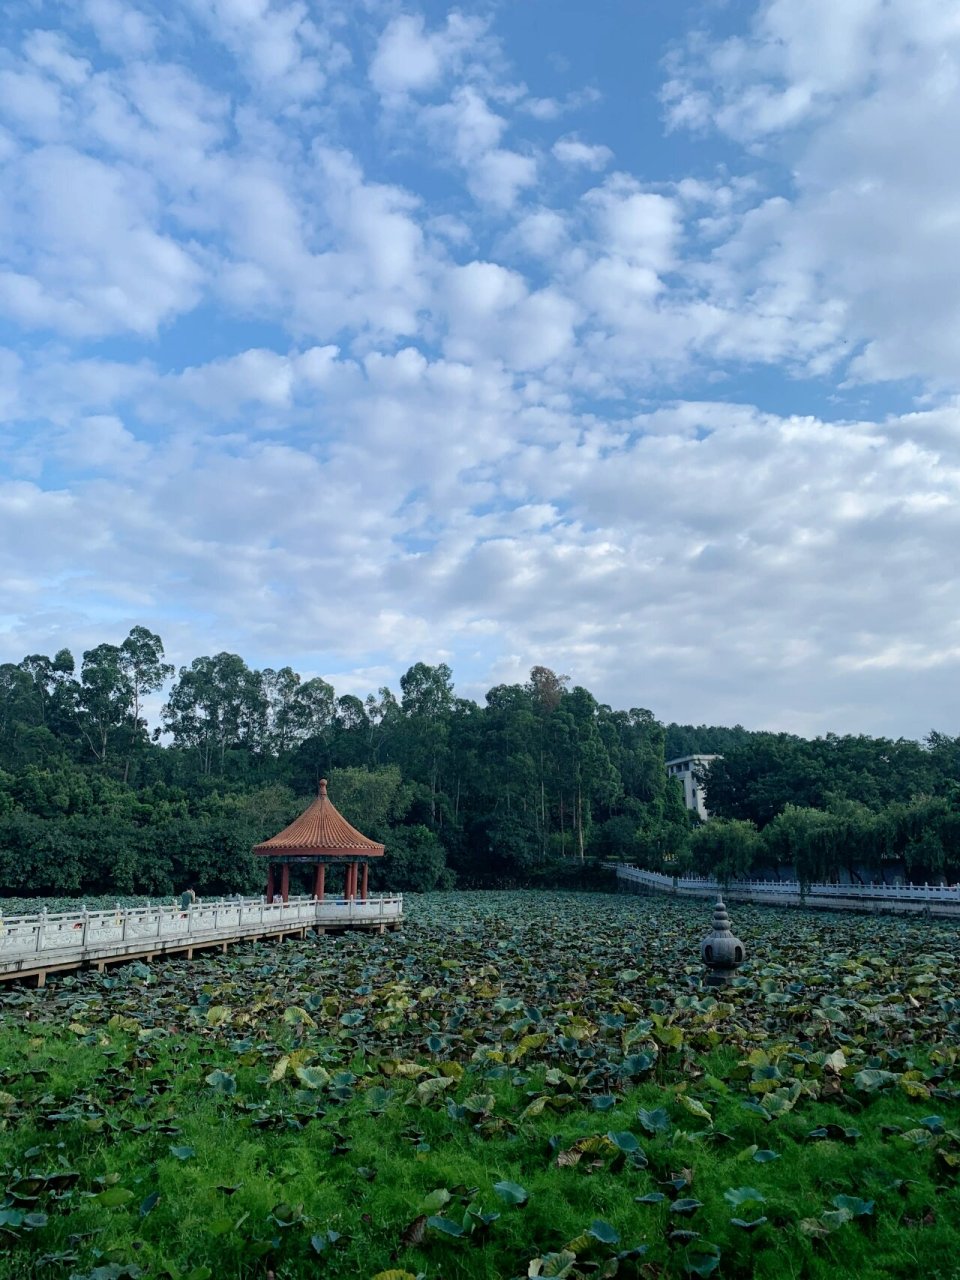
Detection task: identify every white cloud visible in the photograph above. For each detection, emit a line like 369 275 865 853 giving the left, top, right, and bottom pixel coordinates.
584 178 679 271
370 12 487 98
6 323 960 734
0 350 22 421
2 0 960 739
82 0 157 56
664 0 960 385
422 86 537 210
520 87 603 120
189 0 350 102
442 262 577 369
56 415 151 473
509 208 569 258
0 69 65 141
0 145 203 336
552 135 613 170
371 14 444 95
24 31 91 87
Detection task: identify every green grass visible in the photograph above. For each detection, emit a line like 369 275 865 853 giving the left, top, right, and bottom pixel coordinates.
0 890 957 1279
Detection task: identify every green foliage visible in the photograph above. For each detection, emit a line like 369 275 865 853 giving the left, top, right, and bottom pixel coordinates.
686 818 761 886
380 825 453 892
2 627 960 896
0 634 689 895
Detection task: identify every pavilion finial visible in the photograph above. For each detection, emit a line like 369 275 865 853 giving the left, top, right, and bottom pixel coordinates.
318 777 328 797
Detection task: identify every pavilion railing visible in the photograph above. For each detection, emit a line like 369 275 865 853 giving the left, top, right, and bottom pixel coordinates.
0 893 404 961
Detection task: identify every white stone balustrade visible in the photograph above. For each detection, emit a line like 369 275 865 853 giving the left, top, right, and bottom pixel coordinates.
0 893 404 982
615 864 960 915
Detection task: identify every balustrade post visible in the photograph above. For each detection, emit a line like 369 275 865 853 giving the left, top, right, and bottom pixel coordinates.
81 907 89 948
121 909 129 943
36 909 47 954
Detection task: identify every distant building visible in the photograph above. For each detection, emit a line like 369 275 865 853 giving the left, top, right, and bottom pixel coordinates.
665 754 721 819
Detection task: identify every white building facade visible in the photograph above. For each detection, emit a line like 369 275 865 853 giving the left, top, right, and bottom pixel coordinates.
665 754 721 819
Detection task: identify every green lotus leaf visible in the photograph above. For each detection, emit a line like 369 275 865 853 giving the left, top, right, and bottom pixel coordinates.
205 1069 237 1095
98 1187 135 1206
723 1187 766 1207
426 1215 465 1237
670 1199 703 1216
419 1188 451 1214
493 1180 529 1206
587 1220 620 1244
637 1106 670 1134
832 1195 874 1217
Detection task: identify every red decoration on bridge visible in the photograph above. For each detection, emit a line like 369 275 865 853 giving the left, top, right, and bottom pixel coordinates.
253 778 384 904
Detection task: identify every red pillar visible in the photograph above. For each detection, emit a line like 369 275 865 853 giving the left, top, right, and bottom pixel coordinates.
347 863 356 898
361 863 368 901
266 864 275 903
314 863 325 901
280 863 290 904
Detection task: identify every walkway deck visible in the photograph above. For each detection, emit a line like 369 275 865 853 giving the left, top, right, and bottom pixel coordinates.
615 865 960 917
0 893 404 986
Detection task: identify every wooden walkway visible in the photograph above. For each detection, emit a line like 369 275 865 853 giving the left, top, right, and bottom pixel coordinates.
0 894 404 986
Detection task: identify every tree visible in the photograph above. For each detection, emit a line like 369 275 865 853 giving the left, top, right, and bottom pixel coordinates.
468 807 541 883
14 650 78 757
327 765 406 837
0 664 50 767
397 663 454 825
762 804 840 885
525 665 569 713
76 644 130 765
162 653 264 775
330 695 370 768
364 686 400 764
687 818 761 886
378 824 453 892
562 687 620 860
259 666 302 756
119 627 173 780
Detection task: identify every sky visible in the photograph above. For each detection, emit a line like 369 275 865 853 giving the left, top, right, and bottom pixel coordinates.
2 0 960 740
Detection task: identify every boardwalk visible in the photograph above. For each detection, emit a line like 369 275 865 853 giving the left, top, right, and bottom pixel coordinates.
0 893 404 986
615 865 960 917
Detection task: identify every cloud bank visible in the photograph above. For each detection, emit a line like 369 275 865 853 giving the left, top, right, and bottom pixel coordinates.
1 0 959 738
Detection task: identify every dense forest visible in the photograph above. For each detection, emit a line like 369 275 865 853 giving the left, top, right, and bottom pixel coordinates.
0 626 958 897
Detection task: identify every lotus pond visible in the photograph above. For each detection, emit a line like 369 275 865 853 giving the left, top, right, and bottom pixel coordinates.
0 890 959 1280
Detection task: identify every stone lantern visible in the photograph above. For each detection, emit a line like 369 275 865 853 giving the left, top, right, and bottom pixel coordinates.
701 897 745 987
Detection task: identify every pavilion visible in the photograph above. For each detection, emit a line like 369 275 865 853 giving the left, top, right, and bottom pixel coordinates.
253 778 384 904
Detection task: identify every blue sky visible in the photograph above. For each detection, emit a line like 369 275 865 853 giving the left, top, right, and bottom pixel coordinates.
2 0 960 738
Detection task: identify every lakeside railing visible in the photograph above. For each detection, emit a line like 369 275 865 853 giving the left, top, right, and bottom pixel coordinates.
0 893 404 962
615 865 960 903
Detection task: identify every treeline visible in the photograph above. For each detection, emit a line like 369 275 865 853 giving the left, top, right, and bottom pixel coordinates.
0 631 686 896
689 730 960 884
1 629 958 897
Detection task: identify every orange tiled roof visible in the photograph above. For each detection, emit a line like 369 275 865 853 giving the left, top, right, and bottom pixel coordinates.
253 778 385 858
